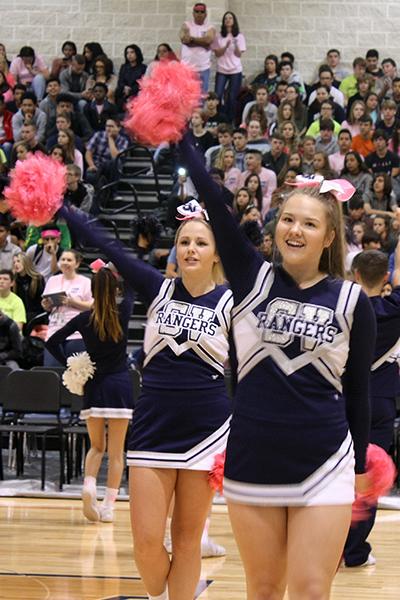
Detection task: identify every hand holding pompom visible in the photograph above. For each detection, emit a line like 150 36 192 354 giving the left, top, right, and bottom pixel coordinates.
4 153 67 226
124 61 201 146
208 451 226 494
352 443 397 524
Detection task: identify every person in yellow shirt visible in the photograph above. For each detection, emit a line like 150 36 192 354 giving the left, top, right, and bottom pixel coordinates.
340 57 367 104
0 269 26 331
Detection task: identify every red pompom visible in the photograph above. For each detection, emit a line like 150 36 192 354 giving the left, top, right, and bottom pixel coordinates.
5 153 67 226
208 450 226 494
124 61 201 146
352 443 397 524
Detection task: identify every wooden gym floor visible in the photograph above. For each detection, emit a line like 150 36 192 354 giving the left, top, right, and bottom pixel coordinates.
0 498 399 599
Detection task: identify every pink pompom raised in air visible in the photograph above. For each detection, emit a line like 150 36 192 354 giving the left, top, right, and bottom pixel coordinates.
208 450 226 494
352 443 397 524
5 153 67 226
124 61 201 146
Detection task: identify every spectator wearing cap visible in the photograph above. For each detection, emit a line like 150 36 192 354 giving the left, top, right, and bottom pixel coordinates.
180 3 216 94
365 130 400 177
45 93 93 142
0 216 21 271
59 54 91 111
239 148 277 217
339 57 367 103
0 309 21 370
11 91 47 143
25 229 62 283
0 269 26 331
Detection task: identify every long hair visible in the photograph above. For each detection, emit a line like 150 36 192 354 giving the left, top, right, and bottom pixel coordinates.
277 100 295 126
58 128 76 163
232 187 251 216
14 253 43 297
0 69 9 93
341 150 369 175
244 173 263 211
245 105 268 135
221 11 240 37
276 186 346 278
93 54 113 79
90 268 123 343
124 44 144 65
348 100 366 125
174 218 225 285
214 146 235 172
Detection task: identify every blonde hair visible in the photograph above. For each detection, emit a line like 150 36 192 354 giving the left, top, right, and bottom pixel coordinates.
214 146 235 172
174 218 225 285
277 186 346 278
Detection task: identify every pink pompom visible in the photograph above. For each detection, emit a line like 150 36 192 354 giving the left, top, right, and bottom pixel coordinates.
124 61 201 146
352 443 397 524
5 153 67 226
208 450 226 494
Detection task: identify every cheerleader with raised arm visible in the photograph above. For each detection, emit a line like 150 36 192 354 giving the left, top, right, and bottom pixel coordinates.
57 203 233 600
180 136 376 600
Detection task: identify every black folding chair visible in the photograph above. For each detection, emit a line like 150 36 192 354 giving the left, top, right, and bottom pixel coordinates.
0 365 12 479
0 370 64 490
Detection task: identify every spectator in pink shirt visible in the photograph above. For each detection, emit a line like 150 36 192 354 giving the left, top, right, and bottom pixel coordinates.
214 147 241 193
239 149 277 217
10 46 49 101
328 129 353 175
212 11 246 122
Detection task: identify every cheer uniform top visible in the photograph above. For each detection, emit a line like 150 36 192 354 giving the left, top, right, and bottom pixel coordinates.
368 286 400 448
45 286 135 420
59 207 233 470
181 136 376 506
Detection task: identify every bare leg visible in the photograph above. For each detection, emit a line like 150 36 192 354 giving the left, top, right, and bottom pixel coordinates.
227 501 288 600
105 418 129 489
85 418 106 478
168 470 214 600
287 504 352 600
82 418 107 521
130 467 176 597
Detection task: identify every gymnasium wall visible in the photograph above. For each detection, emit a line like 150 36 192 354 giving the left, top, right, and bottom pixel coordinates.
1 0 400 81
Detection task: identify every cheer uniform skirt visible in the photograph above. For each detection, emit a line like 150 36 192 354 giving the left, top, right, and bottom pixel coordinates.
127 386 231 470
80 369 134 420
223 413 355 507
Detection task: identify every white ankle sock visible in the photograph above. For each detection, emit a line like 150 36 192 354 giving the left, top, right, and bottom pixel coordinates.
148 591 168 600
102 487 118 507
83 476 96 494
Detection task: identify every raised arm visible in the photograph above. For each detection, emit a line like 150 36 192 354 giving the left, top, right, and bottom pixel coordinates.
179 135 264 300
58 206 164 303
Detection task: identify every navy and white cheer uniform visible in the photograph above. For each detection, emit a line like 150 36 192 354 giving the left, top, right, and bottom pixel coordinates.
181 136 376 506
59 207 233 470
345 286 400 566
45 286 135 420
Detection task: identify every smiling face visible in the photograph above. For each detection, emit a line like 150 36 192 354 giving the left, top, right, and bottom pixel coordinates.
59 251 79 275
13 254 24 274
275 193 334 273
176 220 219 281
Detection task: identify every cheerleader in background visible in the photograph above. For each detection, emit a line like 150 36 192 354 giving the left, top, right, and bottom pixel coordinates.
46 267 135 523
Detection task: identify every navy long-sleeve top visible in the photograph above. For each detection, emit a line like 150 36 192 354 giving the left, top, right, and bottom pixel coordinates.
179 135 376 474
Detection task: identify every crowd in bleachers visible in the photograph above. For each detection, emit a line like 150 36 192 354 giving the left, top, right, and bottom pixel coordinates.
1 2 400 370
